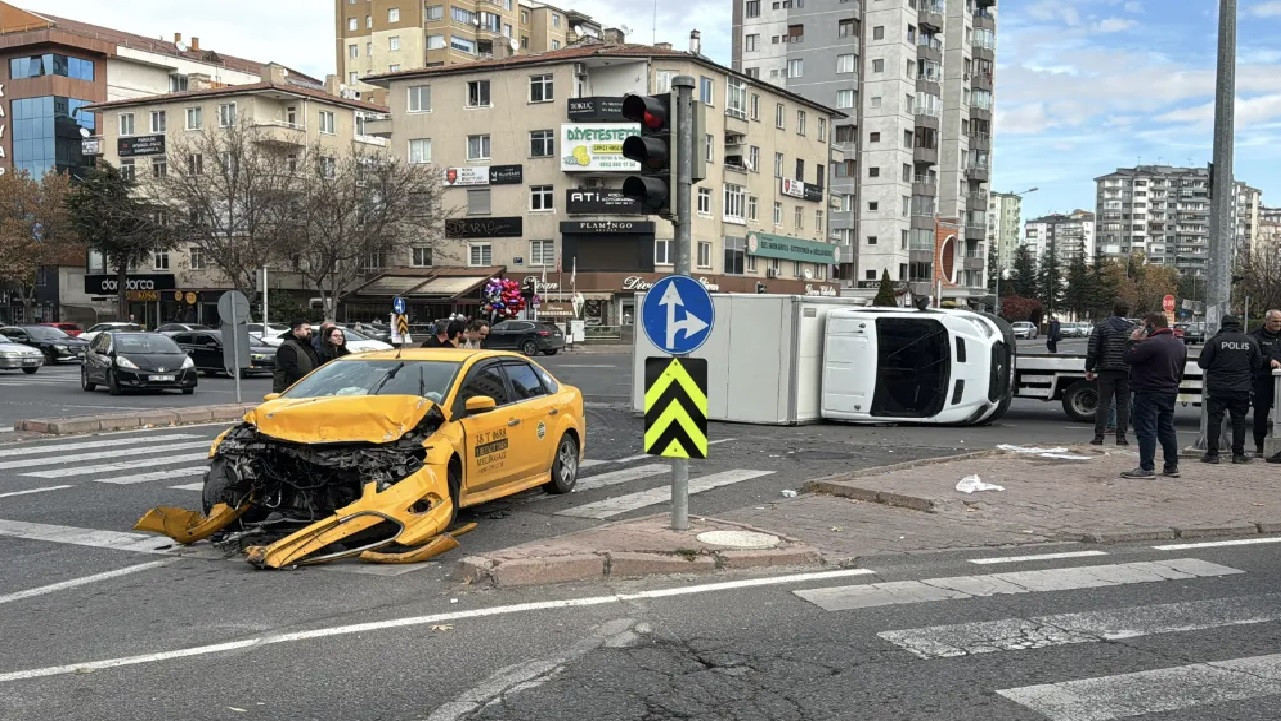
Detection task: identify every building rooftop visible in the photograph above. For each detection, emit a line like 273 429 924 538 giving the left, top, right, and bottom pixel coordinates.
83 79 388 114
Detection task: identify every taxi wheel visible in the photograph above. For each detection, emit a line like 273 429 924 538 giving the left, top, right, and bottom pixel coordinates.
447 461 462 524
544 433 579 494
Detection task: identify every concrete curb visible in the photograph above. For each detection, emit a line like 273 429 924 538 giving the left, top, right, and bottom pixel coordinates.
15 403 256 435
802 449 1001 513
1080 523 1281 544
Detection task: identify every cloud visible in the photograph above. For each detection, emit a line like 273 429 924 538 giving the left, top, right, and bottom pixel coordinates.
995 103 1050 134
1123 1 1144 12
1155 94 1281 128
1094 17 1137 32
1248 1 1281 18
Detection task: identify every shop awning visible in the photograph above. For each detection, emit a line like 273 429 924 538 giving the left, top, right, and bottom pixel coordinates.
354 275 435 297
408 276 488 298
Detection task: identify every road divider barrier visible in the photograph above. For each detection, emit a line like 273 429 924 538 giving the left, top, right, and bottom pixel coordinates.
13 403 258 435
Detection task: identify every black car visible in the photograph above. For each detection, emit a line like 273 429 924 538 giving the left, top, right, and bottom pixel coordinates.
82 332 197 395
165 329 277 377
0 325 88 364
155 323 211 333
485 320 565 355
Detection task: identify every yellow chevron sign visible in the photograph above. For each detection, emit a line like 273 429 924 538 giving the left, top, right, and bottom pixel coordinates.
643 357 708 459
396 314 409 335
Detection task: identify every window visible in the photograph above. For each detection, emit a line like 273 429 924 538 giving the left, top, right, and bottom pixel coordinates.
318 156 335 179
153 252 170 271
530 240 555 266
834 160 855 177
467 134 491 160
388 7 400 21
348 17 357 31
869 166 880 177
872 58 885 73
551 40 561 51
389 36 401 51
869 131 881 143
786 59 803 78
748 196 759 220
425 4 443 20
836 90 855 108
835 125 855 143
467 188 491 215
774 152 783 178
529 74 553 102
745 34 759 52
530 185 554 211
408 84 431 112
696 241 713 268
748 145 760 171
745 67 760 78
836 53 856 74
775 104 785 129
795 158 805 182
723 183 746 221
529 130 554 157
409 138 432 164
867 236 877 246
119 113 135 136
427 35 446 49
872 25 884 40
903 129 913 147
389 64 401 73
724 236 745 274
796 110 806 135
705 133 714 163
218 103 236 127
787 24 804 42
412 247 433 267
818 118 827 143
119 159 135 181
189 248 205 270
839 19 856 37
319 111 335 134
349 72 359 84
868 201 878 211
700 77 714 105
655 239 672 265
349 44 359 59
151 157 167 178
185 107 202 130
467 80 491 107
366 15 373 28
794 205 804 228
552 12 561 26
367 41 373 55
469 243 492 267
773 201 783 225
727 79 747 117
186 153 203 175
697 187 712 215
750 93 760 120
452 36 477 53
870 95 882 108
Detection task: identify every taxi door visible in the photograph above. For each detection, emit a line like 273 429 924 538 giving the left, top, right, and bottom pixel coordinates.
498 360 562 483
452 360 520 496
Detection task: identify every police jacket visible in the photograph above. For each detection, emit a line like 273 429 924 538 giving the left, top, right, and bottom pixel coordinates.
1198 322 1263 395
1249 326 1281 385
1086 316 1133 373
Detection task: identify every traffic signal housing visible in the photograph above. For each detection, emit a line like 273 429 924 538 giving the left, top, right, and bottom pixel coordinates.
621 93 676 218
755 282 767 294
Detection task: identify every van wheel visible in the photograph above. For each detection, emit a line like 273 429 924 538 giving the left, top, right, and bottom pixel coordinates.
1061 381 1097 423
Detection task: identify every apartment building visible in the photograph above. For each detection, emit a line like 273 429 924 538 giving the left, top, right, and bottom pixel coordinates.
81 66 389 326
1022 210 1095 267
334 0 617 106
1094 165 1261 277
732 0 998 304
986 190 1020 270
363 40 843 326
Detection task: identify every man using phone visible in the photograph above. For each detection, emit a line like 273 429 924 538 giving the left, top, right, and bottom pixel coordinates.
1120 313 1188 479
1249 309 1281 457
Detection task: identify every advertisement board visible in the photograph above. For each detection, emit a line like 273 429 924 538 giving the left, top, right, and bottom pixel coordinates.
560 123 641 172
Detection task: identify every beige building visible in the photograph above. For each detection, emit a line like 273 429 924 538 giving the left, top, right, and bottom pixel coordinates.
81 65 391 325
362 41 844 325
334 0 617 106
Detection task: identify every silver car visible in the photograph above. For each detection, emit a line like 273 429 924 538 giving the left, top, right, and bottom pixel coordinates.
0 337 45 374
1011 321 1039 340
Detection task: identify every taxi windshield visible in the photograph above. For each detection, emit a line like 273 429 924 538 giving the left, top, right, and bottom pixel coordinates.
282 359 462 404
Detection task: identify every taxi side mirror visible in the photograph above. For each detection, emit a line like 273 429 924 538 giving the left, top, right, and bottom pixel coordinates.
263 393 281 401
465 395 497 414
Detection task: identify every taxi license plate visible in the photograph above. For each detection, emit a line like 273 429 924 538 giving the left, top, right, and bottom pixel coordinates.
150 374 175 382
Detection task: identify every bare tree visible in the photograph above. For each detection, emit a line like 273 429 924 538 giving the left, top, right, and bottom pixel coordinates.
1241 245 1281 316
148 119 297 301
0 171 79 320
280 144 455 316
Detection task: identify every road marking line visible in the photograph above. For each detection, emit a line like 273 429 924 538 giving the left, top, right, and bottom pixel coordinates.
558 469 775 519
0 440 211 470
21 452 211 479
0 425 12 434
97 467 209 486
0 568 875 684
1153 537 1281 551
996 653 1281 721
168 482 205 491
968 550 1110 565
0 433 198 459
794 559 1242 612
0 561 169 606
0 485 74 499
577 441 732 470
553 364 616 368
569 464 671 492
880 593 1281 659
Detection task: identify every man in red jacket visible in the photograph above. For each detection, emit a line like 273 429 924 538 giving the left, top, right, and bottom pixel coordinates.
1120 313 1188 479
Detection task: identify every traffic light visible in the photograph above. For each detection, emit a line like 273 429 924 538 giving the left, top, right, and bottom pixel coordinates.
621 93 676 218
755 282 767 294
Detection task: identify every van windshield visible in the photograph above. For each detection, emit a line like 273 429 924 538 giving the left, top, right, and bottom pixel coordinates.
871 317 951 419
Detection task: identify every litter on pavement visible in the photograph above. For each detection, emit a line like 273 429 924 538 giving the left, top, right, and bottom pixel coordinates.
997 444 1069 455
956 474 1005 493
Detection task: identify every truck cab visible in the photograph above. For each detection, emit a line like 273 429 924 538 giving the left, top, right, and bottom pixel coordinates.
820 307 1015 425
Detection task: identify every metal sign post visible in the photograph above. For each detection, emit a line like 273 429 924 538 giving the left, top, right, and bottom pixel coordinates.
217 290 251 405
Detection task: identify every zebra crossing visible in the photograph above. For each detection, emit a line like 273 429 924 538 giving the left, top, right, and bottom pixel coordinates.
790 552 1281 720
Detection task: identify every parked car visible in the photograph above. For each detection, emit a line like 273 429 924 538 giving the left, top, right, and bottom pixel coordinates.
484 320 566 355
79 322 145 346
0 337 44 373
0 325 88 364
1060 322 1091 338
1011 321 1039 340
334 326 394 353
81 331 196 395
165 329 277 377
1175 321 1207 344
246 323 288 348
37 321 84 337
156 323 211 334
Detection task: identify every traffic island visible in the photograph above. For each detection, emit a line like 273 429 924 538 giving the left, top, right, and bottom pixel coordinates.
455 515 825 588
14 403 257 435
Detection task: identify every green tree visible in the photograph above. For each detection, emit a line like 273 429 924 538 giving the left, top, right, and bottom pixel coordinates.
872 269 897 306
65 161 174 319
1010 245 1038 298
1061 248 1092 319
1089 256 1122 317
1036 238 1063 316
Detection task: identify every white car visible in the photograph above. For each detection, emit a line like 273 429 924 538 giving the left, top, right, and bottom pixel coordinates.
1011 321 1039 340
336 327 393 352
0 339 45 374
246 324 288 348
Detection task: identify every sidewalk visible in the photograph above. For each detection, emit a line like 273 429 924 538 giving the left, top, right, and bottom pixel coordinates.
456 444 1281 587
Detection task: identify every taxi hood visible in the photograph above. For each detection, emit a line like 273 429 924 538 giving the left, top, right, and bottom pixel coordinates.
245 394 443 444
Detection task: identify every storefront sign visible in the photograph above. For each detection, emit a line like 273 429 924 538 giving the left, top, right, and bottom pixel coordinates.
81 137 102 156
561 220 655 234
126 290 160 302
444 216 523 238
443 166 489 186
564 189 643 215
488 164 523 185
622 275 721 292
804 284 838 297
523 276 559 291
746 231 836 264
83 274 177 295
117 135 166 157
565 97 626 122
560 123 641 171
780 177 823 203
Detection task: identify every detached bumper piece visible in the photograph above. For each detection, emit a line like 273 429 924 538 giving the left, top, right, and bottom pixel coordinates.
134 503 248 544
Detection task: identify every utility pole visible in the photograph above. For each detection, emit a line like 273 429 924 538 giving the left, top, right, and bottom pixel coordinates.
668 75 695 530
1193 0 1237 454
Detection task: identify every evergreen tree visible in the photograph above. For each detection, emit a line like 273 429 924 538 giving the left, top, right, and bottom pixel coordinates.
1036 237 1063 316
1010 245 1038 298
872 269 897 307
1061 248 1091 318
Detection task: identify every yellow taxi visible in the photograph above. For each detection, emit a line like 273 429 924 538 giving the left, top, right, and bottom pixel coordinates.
134 348 585 568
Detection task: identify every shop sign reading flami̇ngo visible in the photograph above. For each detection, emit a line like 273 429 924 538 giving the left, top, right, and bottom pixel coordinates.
561 123 641 171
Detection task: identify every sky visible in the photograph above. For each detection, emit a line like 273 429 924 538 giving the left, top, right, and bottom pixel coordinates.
13 0 1281 221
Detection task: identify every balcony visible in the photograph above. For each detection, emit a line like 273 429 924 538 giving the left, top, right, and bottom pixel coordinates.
916 75 941 96
965 223 986 240
919 1 945 32
355 134 389 147
250 118 306 146
916 36 943 63
913 144 939 165
837 244 855 263
360 115 393 137
969 103 993 120
913 175 937 196
963 253 986 270
914 109 941 130
973 7 996 30
911 213 936 230
968 131 990 150
966 189 988 207
971 70 993 91
967 163 990 182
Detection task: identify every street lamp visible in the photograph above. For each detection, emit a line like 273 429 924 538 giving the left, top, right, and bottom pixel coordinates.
994 187 1038 315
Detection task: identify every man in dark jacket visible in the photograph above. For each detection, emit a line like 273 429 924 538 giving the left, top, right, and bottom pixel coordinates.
272 320 319 393
1249 309 1281 456
1120 313 1188 479
1086 303 1134 446
420 319 465 348
1047 317 1062 354
1198 315 1264 464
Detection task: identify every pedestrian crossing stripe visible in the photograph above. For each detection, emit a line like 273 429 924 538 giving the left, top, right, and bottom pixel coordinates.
643 357 708 460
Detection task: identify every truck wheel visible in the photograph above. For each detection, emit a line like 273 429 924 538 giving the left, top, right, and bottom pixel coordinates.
1061 381 1098 423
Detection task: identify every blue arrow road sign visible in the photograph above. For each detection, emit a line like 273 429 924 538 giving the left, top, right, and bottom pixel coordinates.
392 296 406 315
640 275 714 355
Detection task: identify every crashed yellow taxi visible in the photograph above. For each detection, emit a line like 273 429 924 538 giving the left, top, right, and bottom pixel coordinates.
134 348 585 569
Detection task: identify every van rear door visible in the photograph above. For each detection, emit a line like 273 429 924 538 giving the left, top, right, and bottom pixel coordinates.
821 313 877 418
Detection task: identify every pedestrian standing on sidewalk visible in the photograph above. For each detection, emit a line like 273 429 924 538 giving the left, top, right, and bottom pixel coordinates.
1086 303 1135 446
1248 309 1281 457
1198 315 1263 464
1047 316 1062 354
1120 313 1188 479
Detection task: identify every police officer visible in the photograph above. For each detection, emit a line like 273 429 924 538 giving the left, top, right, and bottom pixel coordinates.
1198 315 1264 464
1248 309 1281 457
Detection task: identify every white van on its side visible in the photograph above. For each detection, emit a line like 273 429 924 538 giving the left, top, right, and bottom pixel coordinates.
820 307 1015 426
